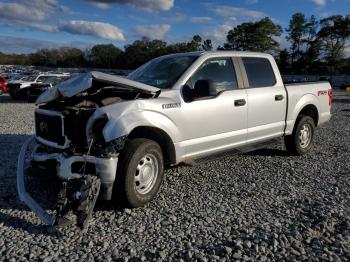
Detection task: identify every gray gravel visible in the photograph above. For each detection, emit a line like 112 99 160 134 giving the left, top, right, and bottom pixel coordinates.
0 94 349 261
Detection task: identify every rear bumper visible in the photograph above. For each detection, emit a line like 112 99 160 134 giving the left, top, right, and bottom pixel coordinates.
318 112 332 126
17 136 118 225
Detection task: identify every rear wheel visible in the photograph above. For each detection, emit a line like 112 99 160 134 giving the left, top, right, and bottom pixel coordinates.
114 138 164 207
285 115 315 155
9 91 20 100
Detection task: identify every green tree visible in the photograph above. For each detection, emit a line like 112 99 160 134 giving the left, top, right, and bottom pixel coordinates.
286 13 322 74
121 38 169 69
223 17 282 53
57 47 86 68
276 49 291 74
202 39 213 51
286 13 307 64
188 35 202 51
88 44 122 68
317 15 350 74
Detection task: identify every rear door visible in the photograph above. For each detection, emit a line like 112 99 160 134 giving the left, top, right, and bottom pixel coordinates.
239 57 286 143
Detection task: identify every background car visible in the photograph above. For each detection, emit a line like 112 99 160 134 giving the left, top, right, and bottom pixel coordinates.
27 75 71 102
8 73 69 100
0 75 9 95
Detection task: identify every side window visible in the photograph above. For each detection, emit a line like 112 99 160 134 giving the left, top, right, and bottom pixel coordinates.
37 76 48 82
190 58 238 92
242 57 276 88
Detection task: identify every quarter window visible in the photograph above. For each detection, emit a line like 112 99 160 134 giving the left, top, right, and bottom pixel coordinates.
190 58 238 92
242 57 276 87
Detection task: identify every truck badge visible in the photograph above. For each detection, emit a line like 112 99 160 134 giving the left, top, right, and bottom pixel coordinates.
39 121 49 133
162 103 181 109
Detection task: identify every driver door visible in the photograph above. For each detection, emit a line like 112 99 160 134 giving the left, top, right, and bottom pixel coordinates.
178 57 247 158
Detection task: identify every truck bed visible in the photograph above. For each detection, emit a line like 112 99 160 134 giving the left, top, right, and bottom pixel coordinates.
284 81 332 135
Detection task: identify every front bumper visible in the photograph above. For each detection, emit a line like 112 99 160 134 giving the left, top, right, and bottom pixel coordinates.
17 136 118 225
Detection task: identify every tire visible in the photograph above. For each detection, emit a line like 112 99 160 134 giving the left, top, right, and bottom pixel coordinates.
285 115 315 155
114 138 164 208
0 89 3 95
9 91 20 100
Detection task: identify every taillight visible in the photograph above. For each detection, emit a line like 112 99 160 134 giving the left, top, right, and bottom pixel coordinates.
328 89 332 107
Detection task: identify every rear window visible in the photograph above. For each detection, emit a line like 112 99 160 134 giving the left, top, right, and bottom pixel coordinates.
242 57 276 87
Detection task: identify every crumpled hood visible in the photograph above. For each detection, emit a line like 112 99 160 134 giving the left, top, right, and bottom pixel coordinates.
36 71 160 104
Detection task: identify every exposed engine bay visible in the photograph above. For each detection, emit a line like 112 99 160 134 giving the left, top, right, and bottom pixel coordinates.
18 71 161 229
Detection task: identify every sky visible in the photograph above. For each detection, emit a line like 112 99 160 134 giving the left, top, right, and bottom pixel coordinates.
0 0 349 54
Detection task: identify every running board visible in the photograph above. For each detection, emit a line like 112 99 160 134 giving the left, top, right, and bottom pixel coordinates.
193 138 282 165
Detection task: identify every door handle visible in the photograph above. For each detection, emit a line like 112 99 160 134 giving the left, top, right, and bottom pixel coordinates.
275 94 284 101
234 99 246 106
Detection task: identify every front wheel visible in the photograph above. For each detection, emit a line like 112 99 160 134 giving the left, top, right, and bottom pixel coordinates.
114 138 164 208
285 115 315 155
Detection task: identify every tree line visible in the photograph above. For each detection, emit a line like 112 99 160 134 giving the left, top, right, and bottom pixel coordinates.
0 13 349 75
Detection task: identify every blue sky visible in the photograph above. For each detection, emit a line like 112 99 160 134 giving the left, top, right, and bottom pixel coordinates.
0 0 349 53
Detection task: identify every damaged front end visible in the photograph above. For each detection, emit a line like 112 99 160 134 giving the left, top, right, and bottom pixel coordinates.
17 71 160 228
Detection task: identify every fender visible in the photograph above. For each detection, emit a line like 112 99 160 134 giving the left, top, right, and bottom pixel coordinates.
103 109 180 143
285 93 320 135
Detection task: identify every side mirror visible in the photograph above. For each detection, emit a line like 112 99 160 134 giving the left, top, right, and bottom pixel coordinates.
193 80 217 99
182 84 194 102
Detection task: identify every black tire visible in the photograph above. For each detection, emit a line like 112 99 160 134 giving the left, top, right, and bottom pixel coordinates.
285 115 315 155
114 138 164 208
9 91 20 100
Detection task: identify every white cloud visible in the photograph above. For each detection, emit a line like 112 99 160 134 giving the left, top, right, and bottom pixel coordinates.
170 12 187 22
25 23 59 33
89 2 110 9
0 35 93 54
84 0 174 11
0 1 126 41
246 0 258 4
0 2 48 22
59 20 125 41
212 5 266 19
19 0 70 13
134 24 171 39
203 22 234 47
313 0 327 6
203 5 267 47
0 0 68 33
190 17 212 23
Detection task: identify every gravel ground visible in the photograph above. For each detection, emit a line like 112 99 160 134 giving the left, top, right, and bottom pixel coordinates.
0 94 349 261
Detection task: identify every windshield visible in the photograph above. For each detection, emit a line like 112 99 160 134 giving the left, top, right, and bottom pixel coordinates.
128 55 198 89
9 75 22 81
22 75 37 82
38 76 60 84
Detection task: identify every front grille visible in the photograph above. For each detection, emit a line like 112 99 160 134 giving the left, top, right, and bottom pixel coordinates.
35 111 66 146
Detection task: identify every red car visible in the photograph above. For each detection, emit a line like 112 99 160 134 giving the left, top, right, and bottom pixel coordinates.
0 76 9 95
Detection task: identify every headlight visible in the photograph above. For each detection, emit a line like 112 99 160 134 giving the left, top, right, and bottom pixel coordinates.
87 115 127 156
90 115 109 145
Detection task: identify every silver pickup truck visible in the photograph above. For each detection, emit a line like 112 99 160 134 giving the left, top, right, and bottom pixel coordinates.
17 51 332 227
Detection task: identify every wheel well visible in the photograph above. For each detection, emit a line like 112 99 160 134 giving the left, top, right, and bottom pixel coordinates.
128 126 176 165
298 104 319 126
